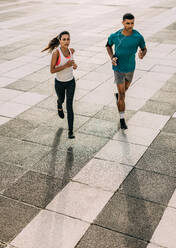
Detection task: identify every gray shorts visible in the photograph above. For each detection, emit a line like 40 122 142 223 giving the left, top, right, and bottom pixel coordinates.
114 70 134 84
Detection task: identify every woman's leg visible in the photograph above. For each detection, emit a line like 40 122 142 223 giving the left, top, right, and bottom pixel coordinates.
65 78 76 137
55 78 65 118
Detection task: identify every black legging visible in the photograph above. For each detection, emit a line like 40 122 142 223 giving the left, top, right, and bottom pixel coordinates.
55 78 75 132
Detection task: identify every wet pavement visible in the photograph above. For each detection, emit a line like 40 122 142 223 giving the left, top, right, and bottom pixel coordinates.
0 0 176 247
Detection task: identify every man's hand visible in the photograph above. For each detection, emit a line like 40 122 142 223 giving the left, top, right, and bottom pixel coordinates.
112 57 118 66
138 48 147 59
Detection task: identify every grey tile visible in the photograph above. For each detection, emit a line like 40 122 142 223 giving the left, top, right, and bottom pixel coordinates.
163 118 176 134
6 79 40 92
0 118 38 139
76 225 147 248
78 118 118 138
22 67 53 83
3 170 63 208
74 100 104 117
0 196 39 243
95 105 135 122
140 100 176 116
17 106 57 126
95 193 165 241
94 106 119 122
161 80 176 92
36 95 57 111
0 163 26 192
119 168 176 205
23 126 68 147
151 90 176 105
136 148 176 178
32 132 108 182
0 136 51 168
150 131 176 152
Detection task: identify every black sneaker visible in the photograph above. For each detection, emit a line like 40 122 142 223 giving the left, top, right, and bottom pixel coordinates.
58 109 64 119
68 131 75 139
120 118 128 129
114 93 118 103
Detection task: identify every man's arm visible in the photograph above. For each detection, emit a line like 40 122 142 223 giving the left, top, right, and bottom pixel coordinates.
106 42 117 66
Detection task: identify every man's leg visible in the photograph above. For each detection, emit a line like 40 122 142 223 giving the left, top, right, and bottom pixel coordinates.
117 82 128 129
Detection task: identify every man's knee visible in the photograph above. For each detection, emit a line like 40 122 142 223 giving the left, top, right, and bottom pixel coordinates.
119 92 125 100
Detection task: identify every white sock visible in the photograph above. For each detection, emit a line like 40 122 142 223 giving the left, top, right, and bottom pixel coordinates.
119 112 125 119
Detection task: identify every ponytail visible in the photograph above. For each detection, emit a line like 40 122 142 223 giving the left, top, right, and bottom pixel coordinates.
41 37 59 53
41 31 70 53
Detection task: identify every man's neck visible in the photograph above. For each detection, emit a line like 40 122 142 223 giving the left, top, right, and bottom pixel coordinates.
122 29 133 36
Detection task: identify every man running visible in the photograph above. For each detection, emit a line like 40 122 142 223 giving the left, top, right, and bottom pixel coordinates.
106 13 147 129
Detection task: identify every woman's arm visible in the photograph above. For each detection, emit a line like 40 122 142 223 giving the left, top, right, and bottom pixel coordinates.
50 50 73 74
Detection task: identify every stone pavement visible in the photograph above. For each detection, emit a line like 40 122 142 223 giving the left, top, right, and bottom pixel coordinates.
0 0 176 247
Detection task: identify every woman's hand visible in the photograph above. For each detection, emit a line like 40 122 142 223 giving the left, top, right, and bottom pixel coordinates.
65 60 74 68
73 62 78 70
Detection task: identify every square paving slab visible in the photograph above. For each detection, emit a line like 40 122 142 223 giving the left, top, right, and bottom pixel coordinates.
150 207 176 248
113 125 160 146
0 196 39 243
73 158 132 192
150 131 176 152
127 111 170 130
47 182 113 223
76 225 148 248
95 193 165 242
10 210 89 248
95 140 147 166
119 168 176 205
3 170 63 208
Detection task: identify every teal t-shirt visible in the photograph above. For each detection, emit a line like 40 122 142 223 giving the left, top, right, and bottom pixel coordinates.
107 29 146 73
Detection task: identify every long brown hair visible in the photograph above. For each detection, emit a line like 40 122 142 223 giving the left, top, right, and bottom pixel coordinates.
41 31 70 53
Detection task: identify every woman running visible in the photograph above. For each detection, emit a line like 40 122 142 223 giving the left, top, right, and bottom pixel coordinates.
42 31 77 139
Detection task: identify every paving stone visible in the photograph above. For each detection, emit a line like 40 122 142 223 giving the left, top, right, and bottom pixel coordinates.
0 116 10 126
0 136 51 168
95 140 147 166
95 193 165 241
73 158 132 192
47 182 113 222
0 102 30 118
0 118 38 139
94 106 135 123
161 80 176 92
10 210 89 248
128 111 170 130
136 147 176 178
6 79 40 91
119 168 176 205
0 162 26 193
151 207 176 248
78 118 118 138
0 196 39 243
113 125 160 146
76 225 148 248
3 170 63 208
17 106 57 126
162 117 176 133
22 66 53 83
151 89 176 105
150 131 176 152
140 99 176 115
